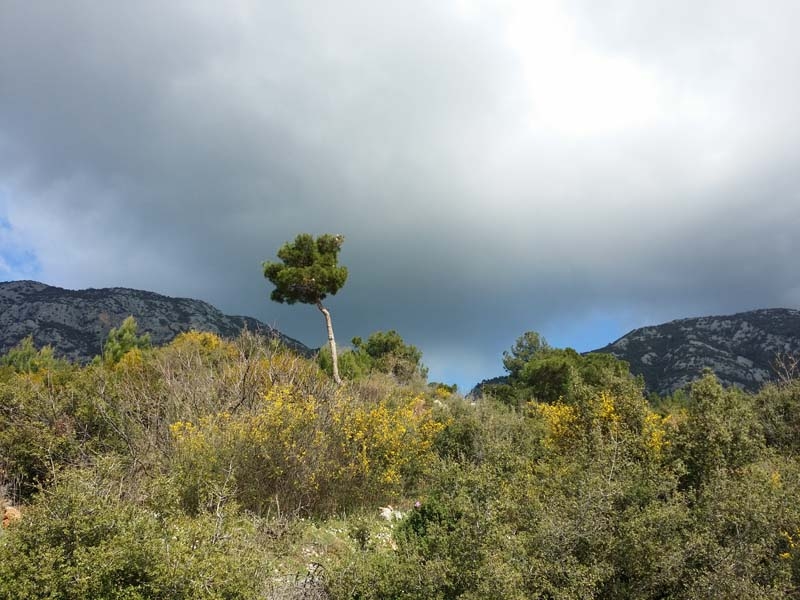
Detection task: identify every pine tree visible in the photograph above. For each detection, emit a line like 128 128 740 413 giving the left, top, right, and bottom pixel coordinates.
263 233 348 384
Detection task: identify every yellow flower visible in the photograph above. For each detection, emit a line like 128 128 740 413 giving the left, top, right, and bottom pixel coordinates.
534 402 577 449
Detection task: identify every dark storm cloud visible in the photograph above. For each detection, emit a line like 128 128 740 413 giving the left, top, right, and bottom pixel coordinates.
1 1 799 387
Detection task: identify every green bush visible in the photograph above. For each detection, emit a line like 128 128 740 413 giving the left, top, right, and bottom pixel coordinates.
319 330 428 384
756 379 800 454
0 369 91 499
100 316 151 366
0 465 275 600
0 336 67 374
673 373 765 491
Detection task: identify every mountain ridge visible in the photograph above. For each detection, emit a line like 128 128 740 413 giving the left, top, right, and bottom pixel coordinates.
593 307 800 394
0 280 310 362
4 280 799 396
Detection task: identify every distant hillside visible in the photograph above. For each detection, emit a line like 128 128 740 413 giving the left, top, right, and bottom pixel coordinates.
0 280 310 362
593 308 800 395
470 308 800 398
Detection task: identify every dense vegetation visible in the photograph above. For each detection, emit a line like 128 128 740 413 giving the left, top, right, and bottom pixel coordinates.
1 325 800 599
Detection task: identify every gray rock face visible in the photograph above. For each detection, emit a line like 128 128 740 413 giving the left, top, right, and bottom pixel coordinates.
0 280 310 362
593 309 800 395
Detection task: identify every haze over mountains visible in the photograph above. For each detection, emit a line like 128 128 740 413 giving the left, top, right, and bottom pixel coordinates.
2 280 799 396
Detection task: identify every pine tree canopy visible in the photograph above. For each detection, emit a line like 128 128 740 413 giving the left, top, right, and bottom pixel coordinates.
262 233 348 305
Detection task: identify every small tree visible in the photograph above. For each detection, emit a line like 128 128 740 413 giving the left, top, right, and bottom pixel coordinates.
101 316 151 365
1 335 61 373
503 331 551 380
357 330 427 383
263 233 348 384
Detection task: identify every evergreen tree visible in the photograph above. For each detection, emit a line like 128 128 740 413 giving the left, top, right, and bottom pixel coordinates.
0 335 61 373
502 331 551 379
102 316 151 365
263 233 348 384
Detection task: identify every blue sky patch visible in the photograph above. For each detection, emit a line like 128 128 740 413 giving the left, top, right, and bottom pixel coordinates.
0 194 41 280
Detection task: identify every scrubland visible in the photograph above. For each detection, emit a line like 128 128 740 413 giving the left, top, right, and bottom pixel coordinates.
2 328 800 599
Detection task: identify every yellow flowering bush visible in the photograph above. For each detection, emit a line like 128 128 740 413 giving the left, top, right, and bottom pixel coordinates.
170 387 443 515
331 394 444 497
531 390 670 463
533 402 578 450
779 526 800 570
596 391 621 429
169 330 238 357
642 412 670 457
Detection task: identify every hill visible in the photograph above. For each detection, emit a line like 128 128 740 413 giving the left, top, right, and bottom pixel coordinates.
0 280 309 361
593 308 800 395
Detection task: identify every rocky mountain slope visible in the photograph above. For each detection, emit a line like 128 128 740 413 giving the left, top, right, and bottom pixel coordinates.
593 308 800 395
0 280 309 362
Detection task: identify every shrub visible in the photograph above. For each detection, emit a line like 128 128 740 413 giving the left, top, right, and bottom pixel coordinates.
756 379 800 454
0 369 87 499
100 316 151 366
673 373 765 491
319 330 428 384
170 387 444 515
327 387 683 599
0 464 277 600
0 336 67 374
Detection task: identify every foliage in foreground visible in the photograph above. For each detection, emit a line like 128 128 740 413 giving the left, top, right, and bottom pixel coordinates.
0 464 272 600
170 386 442 515
330 376 800 599
2 328 800 599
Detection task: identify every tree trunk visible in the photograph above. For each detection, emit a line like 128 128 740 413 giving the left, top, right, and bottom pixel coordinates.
317 301 342 385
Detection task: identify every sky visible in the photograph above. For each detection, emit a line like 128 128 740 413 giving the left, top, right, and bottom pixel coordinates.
1 1 799 390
